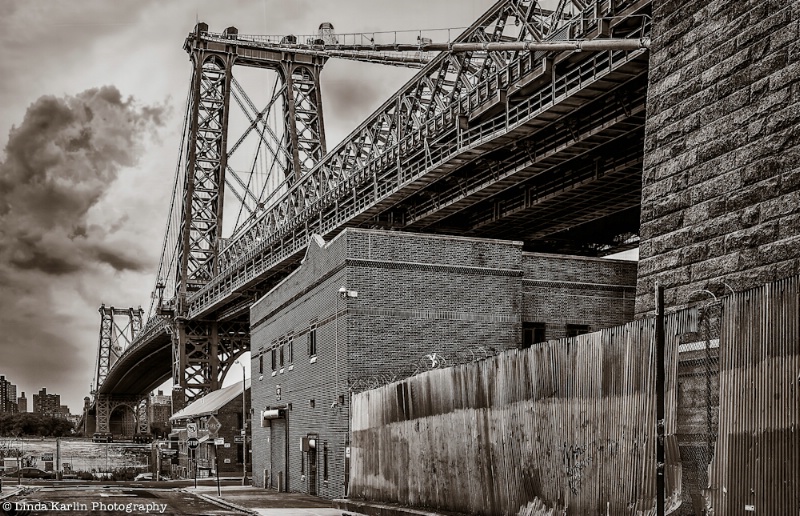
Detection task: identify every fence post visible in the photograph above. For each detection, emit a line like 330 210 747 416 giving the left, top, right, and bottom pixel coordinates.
655 282 665 516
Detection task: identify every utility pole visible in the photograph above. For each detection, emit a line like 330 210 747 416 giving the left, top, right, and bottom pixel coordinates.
655 283 665 516
234 359 247 485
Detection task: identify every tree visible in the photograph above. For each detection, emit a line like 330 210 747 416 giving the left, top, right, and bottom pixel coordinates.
0 413 75 437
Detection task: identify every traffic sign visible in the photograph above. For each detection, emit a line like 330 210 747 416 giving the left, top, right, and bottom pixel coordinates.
214 438 225 446
187 423 198 438
234 435 244 443
207 415 221 437
187 437 199 449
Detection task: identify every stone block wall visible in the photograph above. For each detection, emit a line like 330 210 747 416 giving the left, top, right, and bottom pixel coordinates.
637 0 800 314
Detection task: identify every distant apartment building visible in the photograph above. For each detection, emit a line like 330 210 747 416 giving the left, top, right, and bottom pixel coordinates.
0 376 18 414
149 390 173 436
33 387 62 417
17 391 27 413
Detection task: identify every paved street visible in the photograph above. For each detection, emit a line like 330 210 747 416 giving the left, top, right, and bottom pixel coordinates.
0 479 349 516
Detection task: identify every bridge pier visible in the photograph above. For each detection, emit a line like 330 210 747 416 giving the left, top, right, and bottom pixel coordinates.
172 319 249 408
636 0 800 314
92 394 149 438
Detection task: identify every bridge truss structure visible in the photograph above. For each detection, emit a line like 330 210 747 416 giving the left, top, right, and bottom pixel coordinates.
90 0 652 425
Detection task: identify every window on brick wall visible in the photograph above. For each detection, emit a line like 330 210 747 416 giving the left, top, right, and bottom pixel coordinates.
258 354 263 374
279 343 285 368
565 324 590 337
271 348 277 371
308 326 317 357
522 322 546 348
287 333 293 363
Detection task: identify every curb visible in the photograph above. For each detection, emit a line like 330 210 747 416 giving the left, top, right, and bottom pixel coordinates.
335 499 460 516
0 488 24 501
186 491 260 515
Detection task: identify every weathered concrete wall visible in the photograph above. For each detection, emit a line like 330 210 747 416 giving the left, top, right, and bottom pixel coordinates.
637 0 800 314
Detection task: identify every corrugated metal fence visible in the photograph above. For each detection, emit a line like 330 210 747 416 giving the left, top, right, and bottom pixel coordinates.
706 276 800 514
349 275 799 515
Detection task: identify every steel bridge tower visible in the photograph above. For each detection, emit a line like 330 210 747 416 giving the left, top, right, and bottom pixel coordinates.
92 305 147 436
90 0 653 424
173 23 328 409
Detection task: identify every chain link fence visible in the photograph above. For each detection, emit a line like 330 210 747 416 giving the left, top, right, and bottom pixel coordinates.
674 302 722 515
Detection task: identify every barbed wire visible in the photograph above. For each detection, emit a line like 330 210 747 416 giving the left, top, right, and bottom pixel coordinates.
348 345 503 393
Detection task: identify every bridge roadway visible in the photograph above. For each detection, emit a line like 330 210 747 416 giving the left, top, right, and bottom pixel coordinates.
100 0 651 397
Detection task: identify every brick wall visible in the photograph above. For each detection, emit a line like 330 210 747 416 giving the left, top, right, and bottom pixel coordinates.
250 229 523 498
169 391 250 478
637 0 800 314
523 253 637 339
250 228 637 498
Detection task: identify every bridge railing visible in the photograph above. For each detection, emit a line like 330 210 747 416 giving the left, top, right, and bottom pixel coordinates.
185 3 651 317
186 53 648 318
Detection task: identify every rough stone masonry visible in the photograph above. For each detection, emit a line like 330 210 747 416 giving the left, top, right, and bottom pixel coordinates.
636 0 800 314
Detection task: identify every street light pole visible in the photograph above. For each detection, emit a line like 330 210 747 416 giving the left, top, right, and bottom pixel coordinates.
234 359 248 486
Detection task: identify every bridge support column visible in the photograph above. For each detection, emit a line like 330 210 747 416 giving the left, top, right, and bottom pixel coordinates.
636 0 800 314
93 394 143 438
172 319 250 408
95 394 111 434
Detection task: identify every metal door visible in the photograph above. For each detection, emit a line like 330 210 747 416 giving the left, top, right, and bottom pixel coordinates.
308 447 317 495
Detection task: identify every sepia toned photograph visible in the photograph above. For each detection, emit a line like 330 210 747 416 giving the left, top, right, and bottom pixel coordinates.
0 0 797 514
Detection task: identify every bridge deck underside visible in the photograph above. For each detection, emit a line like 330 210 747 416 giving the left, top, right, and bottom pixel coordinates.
99 329 172 395
359 59 648 253
183 51 650 322
109 47 650 388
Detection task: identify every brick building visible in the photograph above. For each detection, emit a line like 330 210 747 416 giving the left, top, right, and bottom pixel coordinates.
17 391 26 413
0 376 17 414
250 228 636 498
32 388 61 417
169 380 251 479
149 390 172 437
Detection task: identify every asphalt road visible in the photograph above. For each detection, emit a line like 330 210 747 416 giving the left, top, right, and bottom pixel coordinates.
0 481 244 516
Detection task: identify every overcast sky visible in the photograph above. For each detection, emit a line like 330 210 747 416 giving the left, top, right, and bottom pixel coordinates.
0 0 497 413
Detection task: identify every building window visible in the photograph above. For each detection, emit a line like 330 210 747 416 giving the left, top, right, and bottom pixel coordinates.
323 441 328 481
566 324 590 338
258 354 263 374
522 322 546 348
308 326 317 356
271 348 277 371
287 334 294 363
279 344 285 368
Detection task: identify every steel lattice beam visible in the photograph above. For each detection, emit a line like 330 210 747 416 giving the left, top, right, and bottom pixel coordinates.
190 0 650 318
173 319 249 408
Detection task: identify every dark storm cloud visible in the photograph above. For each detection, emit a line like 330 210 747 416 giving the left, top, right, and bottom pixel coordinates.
0 86 166 408
0 86 165 275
